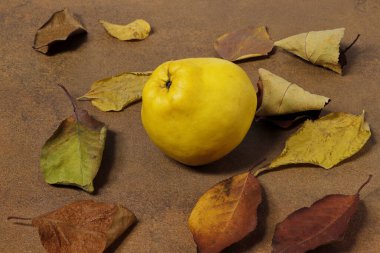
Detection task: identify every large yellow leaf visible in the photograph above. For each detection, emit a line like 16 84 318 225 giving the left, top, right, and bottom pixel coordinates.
189 172 262 253
256 68 330 116
274 28 345 74
78 72 151 112
100 19 151 41
255 112 371 176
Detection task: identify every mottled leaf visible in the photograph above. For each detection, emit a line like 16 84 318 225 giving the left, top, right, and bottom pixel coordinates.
100 19 151 41
78 71 151 112
255 112 371 176
40 85 106 192
272 175 372 253
33 9 86 54
31 200 137 253
189 172 262 253
256 68 330 117
214 26 274 61
274 28 345 74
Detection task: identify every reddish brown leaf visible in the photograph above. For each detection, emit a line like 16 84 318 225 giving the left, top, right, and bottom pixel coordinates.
31 200 137 253
33 9 87 54
214 26 274 61
272 175 372 253
188 172 262 253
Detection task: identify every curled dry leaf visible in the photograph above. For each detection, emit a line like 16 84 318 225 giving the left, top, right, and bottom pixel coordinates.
274 28 345 74
188 172 262 253
100 19 151 41
272 175 372 253
78 72 151 112
33 8 87 54
40 85 106 192
214 26 274 61
256 68 330 117
255 112 371 176
24 200 136 253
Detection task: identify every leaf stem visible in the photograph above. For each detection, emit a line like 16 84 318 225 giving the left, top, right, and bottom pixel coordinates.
356 174 372 195
248 158 267 173
7 216 33 226
343 34 360 53
57 83 79 120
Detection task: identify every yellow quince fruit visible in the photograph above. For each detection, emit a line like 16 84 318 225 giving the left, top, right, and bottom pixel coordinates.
141 58 257 166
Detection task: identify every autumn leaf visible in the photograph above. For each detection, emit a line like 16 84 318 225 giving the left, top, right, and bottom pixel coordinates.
40 85 106 192
272 175 372 253
100 19 151 41
274 28 345 74
256 68 330 117
33 8 87 54
255 112 371 176
214 26 274 61
9 200 137 253
188 171 262 253
78 72 151 112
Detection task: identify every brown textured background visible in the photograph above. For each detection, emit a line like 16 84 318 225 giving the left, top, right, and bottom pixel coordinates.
1 0 379 252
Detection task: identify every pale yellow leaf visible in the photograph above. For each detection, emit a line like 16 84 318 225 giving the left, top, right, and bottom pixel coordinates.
274 28 345 74
100 19 151 40
78 72 151 112
256 68 330 116
255 112 371 176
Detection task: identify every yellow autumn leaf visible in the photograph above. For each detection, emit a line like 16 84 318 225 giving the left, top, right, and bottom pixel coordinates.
274 28 345 74
100 19 151 40
256 68 330 117
255 112 371 176
78 72 151 112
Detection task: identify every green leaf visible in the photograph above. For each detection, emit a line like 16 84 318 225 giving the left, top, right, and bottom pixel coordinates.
78 72 151 112
41 86 107 192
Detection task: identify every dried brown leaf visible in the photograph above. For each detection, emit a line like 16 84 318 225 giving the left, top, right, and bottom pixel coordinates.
188 172 262 253
272 175 372 253
31 200 137 253
33 9 86 54
214 26 274 61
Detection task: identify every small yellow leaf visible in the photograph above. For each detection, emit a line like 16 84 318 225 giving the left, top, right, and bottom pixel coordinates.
78 72 151 112
255 112 371 176
274 28 345 74
189 172 262 253
256 68 330 116
100 19 151 41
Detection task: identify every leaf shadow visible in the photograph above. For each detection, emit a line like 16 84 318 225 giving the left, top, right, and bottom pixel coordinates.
222 187 269 253
310 201 367 253
93 130 117 194
185 121 289 175
104 222 137 253
45 32 87 56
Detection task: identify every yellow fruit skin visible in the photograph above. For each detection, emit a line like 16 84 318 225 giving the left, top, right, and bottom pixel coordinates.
141 58 257 166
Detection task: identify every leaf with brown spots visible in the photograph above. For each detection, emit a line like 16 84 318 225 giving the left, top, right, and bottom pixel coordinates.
33 9 87 54
188 171 262 253
214 26 274 61
272 175 372 253
8 200 137 253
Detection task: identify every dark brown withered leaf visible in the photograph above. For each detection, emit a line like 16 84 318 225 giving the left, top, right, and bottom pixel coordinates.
33 8 87 54
272 175 372 253
214 26 274 61
188 171 262 253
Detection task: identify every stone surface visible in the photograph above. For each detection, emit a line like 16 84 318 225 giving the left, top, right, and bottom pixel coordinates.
0 0 379 252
